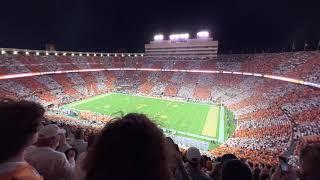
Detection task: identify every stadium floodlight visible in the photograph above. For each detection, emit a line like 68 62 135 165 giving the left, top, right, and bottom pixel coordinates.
154 34 164 41
182 33 189 39
169 34 177 40
141 54 144 57
1 50 6 54
36 52 40 56
134 54 137 57
115 53 117 57
13 51 18 55
107 53 110 57
128 54 131 57
93 53 96 57
170 33 189 40
86 53 90 57
55 52 58 56
121 54 124 57
100 53 103 57
63 52 66 56
197 31 209 38
71 53 75 56
79 53 82 56
45 52 49 56
25 51 29 55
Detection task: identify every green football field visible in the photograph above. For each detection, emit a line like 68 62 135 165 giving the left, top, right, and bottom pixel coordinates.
64 93 222 140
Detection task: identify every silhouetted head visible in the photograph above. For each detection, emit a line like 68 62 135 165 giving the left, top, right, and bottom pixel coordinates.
0 98 44 163
221 159 253 180
84 113 170 180
300 143 320 179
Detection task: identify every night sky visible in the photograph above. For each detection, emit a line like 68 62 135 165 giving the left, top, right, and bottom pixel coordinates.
0 0 319 53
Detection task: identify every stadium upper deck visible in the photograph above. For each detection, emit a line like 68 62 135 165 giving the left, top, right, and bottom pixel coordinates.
0 48 319 87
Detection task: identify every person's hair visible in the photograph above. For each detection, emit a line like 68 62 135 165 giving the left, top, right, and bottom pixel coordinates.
0 98 44 163
174 144 179 152
84 113 170 180
87 133 96 148
221 153 238 164
240 158 246 163
253 167 261 180
300 143 320 178
166 137 175 144
210 162 222 179
165 136 178 174
74 128 85 139
65 148 78 160
221 159 253 180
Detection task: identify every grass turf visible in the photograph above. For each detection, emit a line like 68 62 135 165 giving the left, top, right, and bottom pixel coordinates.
64 93 220 139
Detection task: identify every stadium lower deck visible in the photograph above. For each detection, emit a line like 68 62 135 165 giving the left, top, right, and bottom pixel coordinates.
63 93 235 151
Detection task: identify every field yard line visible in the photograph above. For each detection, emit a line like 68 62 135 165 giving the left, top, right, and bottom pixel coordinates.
64 93 113 107
114 93 213 106
201 107 217 138
218 106 225 142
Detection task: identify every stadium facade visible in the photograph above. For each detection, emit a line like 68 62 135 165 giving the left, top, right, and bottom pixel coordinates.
145 32 218 59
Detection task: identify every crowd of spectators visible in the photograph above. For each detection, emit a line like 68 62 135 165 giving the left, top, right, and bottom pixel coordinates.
0 67 319 164
0 51 320 177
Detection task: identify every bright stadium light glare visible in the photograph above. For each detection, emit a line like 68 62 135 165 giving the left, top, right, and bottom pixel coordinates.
25 51 29 55
79 53 82 56
135 54 137 57
55 52 58 56
169 34 177 40
93 53 96 57
86 53 89 57
154 34 164 41
1 50 6 54
197 31 209 38
13 51 18 55
36 52 40 56
141 54 144 57
71 53 75 56
122 54 124 57
45 52 49 56
115 53 117 57
170 33 189 40
100 53 103 57
63 52 66 56
107 53 110 57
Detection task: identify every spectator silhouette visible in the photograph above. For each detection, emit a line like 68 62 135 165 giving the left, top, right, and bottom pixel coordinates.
0 99 44 180
83 113 170 180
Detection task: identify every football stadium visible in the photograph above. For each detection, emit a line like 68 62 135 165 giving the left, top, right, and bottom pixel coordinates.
1 38 320 179
0 2 320 179
1 44 319 163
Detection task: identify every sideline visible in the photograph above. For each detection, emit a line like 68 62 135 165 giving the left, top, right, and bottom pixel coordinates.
218 105 225 142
